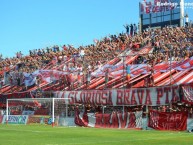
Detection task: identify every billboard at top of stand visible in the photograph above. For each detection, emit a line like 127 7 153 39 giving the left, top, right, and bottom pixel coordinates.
140 0 182 14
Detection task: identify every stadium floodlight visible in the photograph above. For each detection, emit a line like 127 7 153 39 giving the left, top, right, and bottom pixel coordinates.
6 98 70 127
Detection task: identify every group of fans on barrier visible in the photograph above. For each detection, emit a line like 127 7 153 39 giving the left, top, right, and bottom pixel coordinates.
0 25 192 90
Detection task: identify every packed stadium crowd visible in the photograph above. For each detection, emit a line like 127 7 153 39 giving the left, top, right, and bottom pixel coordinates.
0 24 192 93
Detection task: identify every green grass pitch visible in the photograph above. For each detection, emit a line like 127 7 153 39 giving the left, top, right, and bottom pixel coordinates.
0 125 193 145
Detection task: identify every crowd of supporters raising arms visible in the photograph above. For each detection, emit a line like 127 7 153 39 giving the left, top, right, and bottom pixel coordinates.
0 24 192 92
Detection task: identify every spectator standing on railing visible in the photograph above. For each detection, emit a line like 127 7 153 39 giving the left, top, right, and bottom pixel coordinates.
133 24 137 35
130 24 134 36
77 64 83 87
62 45 68 51
123 24 130 35
77 71 81 87
37 49 42 56
0 54 3 61
46 47 50 53
80 49 85 58
86 65 91 89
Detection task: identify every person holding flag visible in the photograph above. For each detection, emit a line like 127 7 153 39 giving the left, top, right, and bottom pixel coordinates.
126 65 131 88
105 68 109 89
126 65 131 81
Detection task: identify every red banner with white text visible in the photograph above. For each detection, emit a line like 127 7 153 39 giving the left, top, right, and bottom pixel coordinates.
94 111 142 129
148 110 188 131
54 86 180 106
74 108 143 129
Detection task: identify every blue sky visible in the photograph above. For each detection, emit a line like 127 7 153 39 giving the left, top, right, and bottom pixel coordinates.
0 0 192 58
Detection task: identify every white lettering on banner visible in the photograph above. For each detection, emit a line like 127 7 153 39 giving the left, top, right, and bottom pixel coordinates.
22 111 34 115
54 86 180 106
94 112 143 129
2 115 28 124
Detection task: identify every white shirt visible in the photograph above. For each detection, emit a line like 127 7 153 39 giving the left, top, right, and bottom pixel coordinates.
80 50 85 56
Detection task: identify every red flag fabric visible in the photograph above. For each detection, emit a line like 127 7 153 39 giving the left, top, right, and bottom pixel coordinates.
148 110 188 131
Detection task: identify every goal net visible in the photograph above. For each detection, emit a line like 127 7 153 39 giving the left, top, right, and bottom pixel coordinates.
5 98 78 126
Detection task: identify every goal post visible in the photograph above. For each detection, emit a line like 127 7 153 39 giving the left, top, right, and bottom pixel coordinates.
52 98 54 127
6 98 71 127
